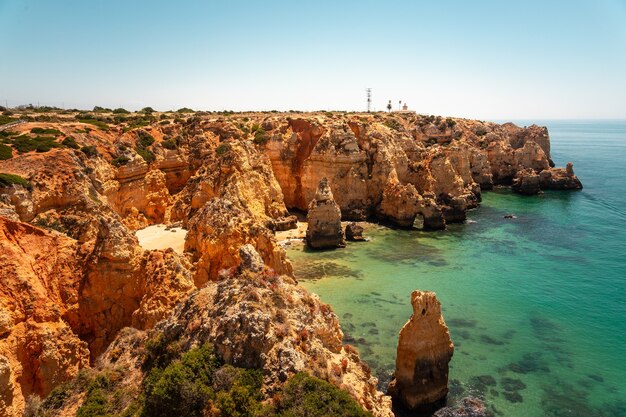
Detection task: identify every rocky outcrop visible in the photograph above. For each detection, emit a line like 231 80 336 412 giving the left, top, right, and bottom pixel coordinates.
305 177 345 249
185 197 291 286
345 222 366 241
0 214 195 414
512 168 541 195
0 113 583 416
376 170 446 230
388 290 454 412
433 397 492 417
538 163 583 190
513 163 583 195
59 266 394 417
0 217 89 415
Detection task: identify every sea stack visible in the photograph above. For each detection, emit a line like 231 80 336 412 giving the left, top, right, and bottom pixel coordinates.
305 177 345 249
388 290 454 412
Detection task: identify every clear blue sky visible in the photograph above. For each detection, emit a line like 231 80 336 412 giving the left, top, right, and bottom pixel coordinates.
1 0 625 119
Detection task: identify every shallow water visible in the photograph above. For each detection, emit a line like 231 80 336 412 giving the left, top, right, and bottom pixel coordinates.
287 121 626 417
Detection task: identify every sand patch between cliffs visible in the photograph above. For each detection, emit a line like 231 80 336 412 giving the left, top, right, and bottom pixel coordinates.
135 224 187 254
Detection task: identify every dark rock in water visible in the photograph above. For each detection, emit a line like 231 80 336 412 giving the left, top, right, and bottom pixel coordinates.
455 330 472 340
480 335 505 346
368 327 379 335
343 312 353 319
433 396 493 417
489 389 499 397
449 379 465 398
587 374 604 383
503 214 517 219
502 391 523 403
345 222 367 241
501 377 526 392
506 353 550 374
474 375 497 386
447 318 478 328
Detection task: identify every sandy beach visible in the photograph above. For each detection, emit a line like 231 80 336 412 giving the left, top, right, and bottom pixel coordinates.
135 224 187 254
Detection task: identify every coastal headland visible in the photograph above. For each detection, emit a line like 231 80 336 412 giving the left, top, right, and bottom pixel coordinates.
0 108 581 416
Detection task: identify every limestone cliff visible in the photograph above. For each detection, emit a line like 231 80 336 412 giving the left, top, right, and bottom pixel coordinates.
388 290 454 412
0 111 582 416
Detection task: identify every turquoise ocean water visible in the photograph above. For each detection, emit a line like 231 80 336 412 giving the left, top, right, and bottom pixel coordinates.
286 121 626 417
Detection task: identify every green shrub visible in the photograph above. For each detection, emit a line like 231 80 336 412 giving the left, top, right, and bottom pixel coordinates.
137 130 155 147
12 135 59 153
81 146 98 157
124 116 153 131
113 108 130 114
0 115 15 125
216 143 231 155
446 118 456 128
79 119 109 131
0 173 30 188
143 343 220 417
475 126 488 136
176 107 194 113
214 368 266 417
0 143 12 160
76 375 111 417
135 147 155 163
142 107 155 114
31 127 62 135
39 381 72 411
112 156 131 167
275 373 373 417
383 118 402 131
253 129 269 145
161 138 177 150
62 136 80 149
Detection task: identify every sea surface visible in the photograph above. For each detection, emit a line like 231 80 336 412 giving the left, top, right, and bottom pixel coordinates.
286 121 626 417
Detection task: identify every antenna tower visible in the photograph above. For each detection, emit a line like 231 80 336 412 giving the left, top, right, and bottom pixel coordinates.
366 88 372 112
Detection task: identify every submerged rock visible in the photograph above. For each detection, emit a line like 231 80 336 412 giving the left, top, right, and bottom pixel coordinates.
345 222 366 241
388 290 454 412
305 177 345 249
433 396 493 417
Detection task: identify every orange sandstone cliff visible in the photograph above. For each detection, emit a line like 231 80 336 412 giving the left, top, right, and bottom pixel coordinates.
0 110 582 416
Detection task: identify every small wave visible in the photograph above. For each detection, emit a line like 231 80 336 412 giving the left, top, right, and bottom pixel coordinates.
581 193 626 221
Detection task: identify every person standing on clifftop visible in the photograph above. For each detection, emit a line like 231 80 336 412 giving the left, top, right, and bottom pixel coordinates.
387 100 392 112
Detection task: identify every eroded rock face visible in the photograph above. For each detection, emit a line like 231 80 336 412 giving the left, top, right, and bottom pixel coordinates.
305 177 345 249
0 114 582 416
377 170 446 230
0 214 195 414
512 168 542 195
512 163 583 195
388 290 454 412
0 217 90 415
70 268 394 417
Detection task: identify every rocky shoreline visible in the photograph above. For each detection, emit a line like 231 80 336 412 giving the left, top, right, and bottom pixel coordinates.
0 110 581 416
